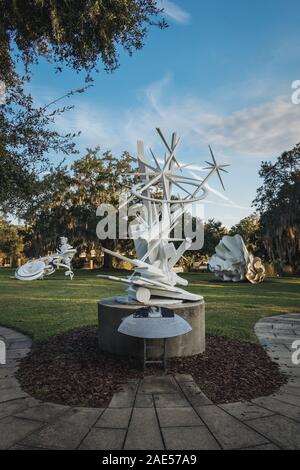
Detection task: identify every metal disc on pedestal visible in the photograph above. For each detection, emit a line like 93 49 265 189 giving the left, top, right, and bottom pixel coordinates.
118 306 192 339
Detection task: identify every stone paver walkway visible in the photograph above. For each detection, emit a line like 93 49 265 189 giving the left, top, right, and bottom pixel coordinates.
0 314 300 450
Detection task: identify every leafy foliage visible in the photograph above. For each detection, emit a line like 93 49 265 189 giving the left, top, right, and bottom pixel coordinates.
230 213 266 257
0 216 24 266
253 144 300 272
21 147 135 267
0 0 166 83
0 84 85 213
201 219 228 258
0 0 165 213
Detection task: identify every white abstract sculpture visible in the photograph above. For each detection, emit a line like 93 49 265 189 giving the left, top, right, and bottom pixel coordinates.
98 128 229 305
208 234 266 284
15 237 76 281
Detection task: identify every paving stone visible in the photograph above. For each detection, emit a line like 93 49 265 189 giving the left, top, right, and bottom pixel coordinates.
135 394 154 408
0 397 38 419
8 339 32 350
79 428 125 450
179 382 212 406
0 416 43 450
139 375 178 394
186 392 213 407
0 377 20 390
252 396 300 422
274 323 295 330
154 392 190 408
9 444 46 450
257 333 277 340
283 344 296 352
287 377 300 387
14 403 70 422
268 346 290 355
257 318 278 324
178 380 200 395
162 426 220 450
255 324 274 330
247 415 300 450
95 408 131 428
196 405 268 450
280 385 300 397
286 367 300 378
269 350 294 358
174 374 194 383
126 378 140 385
108 382 137 408
0 361 19 371
0 368 17 379
0 334 27 344
262 338 293 346
21 407 102 449
281 315 300 321
275 333 296 340
0 328 25 339
124 407 164 450
157 407 204 427
219 401 275 421
109 390 135 408
7 348 30 360
271 393 300 407
270 317 300 323
239 443 281 450
0 387 28 402
0 327 13 335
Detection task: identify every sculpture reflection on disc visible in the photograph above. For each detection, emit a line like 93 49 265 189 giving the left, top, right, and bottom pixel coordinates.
118 306 192 339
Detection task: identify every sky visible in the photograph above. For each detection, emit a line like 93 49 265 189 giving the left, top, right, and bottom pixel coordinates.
26 0 300 227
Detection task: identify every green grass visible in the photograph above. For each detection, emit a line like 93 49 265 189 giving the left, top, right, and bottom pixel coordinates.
0 268 299 343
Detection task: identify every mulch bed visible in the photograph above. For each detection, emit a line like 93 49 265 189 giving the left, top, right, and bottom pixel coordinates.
16 327 287 407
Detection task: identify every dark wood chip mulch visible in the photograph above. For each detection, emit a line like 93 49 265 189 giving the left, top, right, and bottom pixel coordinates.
16 327 287 407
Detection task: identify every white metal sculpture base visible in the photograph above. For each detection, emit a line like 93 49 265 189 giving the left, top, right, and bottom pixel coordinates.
208 234 266 284
15 237 76 281
99 128 229 305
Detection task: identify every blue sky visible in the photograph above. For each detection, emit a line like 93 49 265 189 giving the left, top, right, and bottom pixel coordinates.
27 0 300 226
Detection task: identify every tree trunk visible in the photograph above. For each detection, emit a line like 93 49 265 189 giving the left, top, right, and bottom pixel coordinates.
102 239 116 271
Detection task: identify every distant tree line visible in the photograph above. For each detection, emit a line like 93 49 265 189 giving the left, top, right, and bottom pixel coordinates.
1 141 298 275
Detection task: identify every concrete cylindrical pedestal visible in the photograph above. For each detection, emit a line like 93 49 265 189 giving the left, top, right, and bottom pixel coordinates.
98 297 205 358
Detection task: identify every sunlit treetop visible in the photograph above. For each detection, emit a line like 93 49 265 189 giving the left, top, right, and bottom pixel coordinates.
0 0 167 84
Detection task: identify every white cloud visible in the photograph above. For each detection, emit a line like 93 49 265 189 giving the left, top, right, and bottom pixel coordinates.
56 74 300 163
157 1 191 25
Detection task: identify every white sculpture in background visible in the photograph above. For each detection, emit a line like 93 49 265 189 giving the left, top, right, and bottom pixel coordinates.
15 237 76 281
98 128 229 305
208 234 266 284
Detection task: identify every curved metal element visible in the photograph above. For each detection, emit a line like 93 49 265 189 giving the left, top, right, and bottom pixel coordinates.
15 237 76 282
118 312 192 339
100 128 229 305
131 182 208 204
209 234 266 284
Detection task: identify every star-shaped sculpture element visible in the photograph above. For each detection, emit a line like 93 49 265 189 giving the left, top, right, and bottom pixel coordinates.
130 130 230 205
203 145 230 191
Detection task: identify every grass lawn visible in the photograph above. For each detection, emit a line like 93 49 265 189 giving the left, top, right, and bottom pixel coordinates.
0 268 299 343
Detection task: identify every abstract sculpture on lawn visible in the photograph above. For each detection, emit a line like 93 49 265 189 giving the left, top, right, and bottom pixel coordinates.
15 237 76 281
98 128 229 305
208 234 266 284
